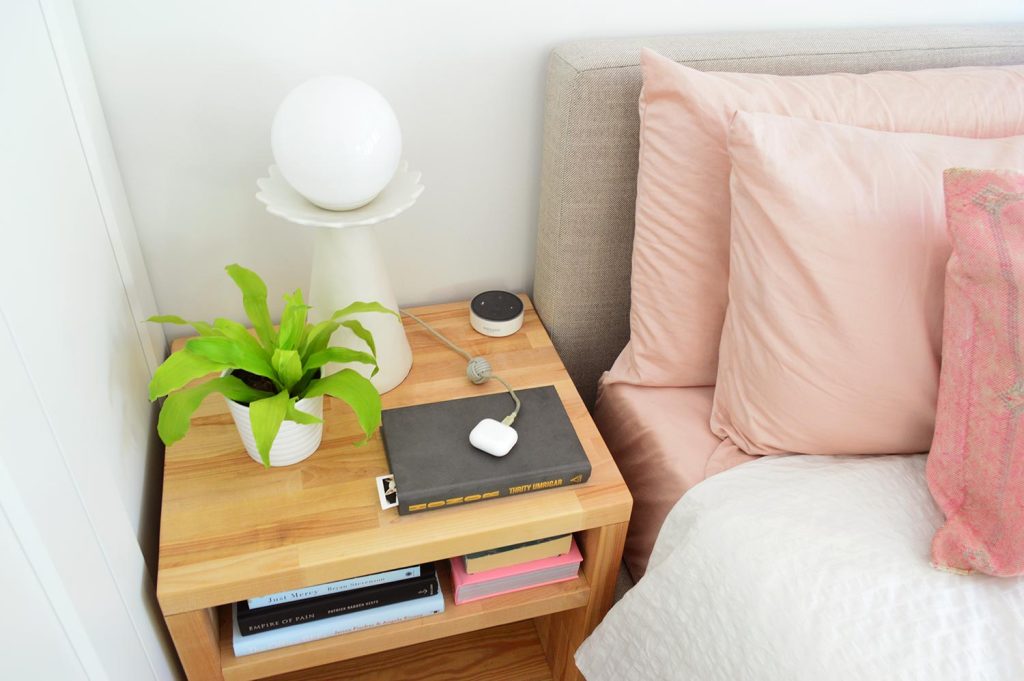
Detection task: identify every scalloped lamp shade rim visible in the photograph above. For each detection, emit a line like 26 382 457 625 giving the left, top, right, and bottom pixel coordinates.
255 161 424 229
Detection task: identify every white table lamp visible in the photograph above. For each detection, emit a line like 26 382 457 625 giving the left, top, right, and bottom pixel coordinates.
257 78 422 393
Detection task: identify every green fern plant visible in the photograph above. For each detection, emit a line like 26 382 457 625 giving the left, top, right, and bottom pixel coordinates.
147 264 397 467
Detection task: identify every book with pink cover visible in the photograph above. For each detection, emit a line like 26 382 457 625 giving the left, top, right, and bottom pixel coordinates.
450 537 582 604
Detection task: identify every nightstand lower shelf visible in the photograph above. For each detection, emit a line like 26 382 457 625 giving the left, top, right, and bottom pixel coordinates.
219 563 590 681
265 620 553 681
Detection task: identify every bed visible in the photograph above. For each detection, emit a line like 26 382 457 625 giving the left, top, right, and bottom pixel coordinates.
531 25 1024 679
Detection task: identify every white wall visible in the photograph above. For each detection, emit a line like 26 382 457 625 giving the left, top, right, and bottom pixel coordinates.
1 0 174 677
0 506 88 681
76 1 1023 330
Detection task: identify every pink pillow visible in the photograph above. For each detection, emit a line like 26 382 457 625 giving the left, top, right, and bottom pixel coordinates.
711 112 1024 456
607 50 1024 388
928 168 1024 577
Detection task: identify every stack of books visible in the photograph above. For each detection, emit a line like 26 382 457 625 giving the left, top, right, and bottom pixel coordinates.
450 535 582 604
231 563 443 656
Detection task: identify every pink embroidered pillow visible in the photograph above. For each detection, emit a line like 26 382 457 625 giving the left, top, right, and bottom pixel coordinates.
928 168 1024 577
711 112 1024 456
607 50 1024 388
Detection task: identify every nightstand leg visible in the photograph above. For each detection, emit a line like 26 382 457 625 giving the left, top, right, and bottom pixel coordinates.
536 522 628 681
165 608 222 680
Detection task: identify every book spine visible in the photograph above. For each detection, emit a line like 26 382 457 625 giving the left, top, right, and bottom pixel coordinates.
232 589 445 657
237 576 437 636
454 570 579 605
398 467 592 515
466 534 570 560
247 565 422 608
464 538 572 574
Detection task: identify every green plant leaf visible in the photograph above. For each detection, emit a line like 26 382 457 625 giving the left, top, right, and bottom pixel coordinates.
148 349 227 401
249 390 290 467
225 264 276 350
304 369 381 443
147 315 218 337
304 347 378 376
339 319 377 360
186 336 278 384
157 376 270 447
271 348 303 391
285 399 322 425
300 319 341 361
297 322 313 356
213 318 271 362
330 301 400 321
277 289 310 351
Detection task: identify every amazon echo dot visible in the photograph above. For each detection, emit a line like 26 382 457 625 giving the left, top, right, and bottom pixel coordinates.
470 291 524 337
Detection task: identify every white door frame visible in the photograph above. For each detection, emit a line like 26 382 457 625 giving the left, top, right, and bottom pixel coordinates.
1 0 174 678
37 0 166 373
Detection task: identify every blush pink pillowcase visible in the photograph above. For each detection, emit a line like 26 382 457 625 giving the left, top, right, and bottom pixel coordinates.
711 112 1024 456
928 168 1024 577
607 50 1024 388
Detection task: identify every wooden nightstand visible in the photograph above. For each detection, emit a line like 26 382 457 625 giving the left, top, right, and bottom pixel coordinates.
157 296 632 681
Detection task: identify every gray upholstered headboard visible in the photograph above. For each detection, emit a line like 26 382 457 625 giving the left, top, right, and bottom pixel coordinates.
532 24 1024 408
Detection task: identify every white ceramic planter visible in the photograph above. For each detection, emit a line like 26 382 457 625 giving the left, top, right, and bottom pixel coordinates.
225 394 324 467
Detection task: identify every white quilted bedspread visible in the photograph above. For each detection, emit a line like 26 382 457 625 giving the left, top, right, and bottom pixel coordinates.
575 455 1024 681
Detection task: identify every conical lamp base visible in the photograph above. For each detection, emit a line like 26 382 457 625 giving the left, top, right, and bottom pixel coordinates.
308 225 412 393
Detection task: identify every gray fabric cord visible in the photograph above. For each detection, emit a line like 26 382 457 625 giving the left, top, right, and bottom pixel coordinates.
401 310 521 425
531 24 1024 409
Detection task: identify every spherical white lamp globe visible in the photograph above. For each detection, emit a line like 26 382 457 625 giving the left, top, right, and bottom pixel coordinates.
271 76 402 211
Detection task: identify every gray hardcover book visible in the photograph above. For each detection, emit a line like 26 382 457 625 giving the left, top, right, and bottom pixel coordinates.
381 386 592 515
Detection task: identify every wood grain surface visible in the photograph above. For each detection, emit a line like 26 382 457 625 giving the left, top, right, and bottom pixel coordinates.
156 296 631 680
157 297 630 615
165 608 221 680
219 561 588 681
264 621 552 681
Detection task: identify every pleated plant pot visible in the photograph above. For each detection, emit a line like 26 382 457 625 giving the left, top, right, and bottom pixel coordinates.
225 393 324 467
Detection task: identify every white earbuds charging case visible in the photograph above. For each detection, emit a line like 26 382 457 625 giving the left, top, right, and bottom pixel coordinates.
469 418 519 457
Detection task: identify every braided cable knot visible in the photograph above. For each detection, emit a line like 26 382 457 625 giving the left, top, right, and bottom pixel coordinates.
466 356 492 384
401 309 521 427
